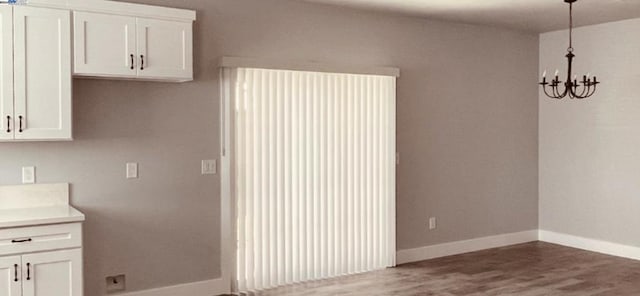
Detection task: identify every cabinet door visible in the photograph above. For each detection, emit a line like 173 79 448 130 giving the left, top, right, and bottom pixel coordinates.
0 6 13 141
0 256 21 296
22 249 82 296
13 6 72 141
74 11 137 78
136 17 193 81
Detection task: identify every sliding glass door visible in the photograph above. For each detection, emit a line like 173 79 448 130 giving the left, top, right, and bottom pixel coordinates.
222 67 396 292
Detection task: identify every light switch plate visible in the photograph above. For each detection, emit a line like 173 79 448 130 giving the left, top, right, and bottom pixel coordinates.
429 217 437 230
202 159 217 175
126 163 138 179
22 166 35 184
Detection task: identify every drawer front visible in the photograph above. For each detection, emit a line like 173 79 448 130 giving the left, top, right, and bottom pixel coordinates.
0 223 82 256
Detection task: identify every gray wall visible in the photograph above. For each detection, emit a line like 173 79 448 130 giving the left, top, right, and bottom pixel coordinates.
0 0 540 294
540 18 640 245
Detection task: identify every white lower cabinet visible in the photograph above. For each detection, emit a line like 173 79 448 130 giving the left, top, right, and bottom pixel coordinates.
22 249 82 296
0 223 83 296
0 256 21 296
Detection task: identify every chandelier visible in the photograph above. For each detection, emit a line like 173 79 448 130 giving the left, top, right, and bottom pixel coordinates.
539 0 600 99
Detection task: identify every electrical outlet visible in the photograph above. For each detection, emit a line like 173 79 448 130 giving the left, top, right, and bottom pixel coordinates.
202 159 217 175
22 166 35 184
126 163 138 179
429 217 437 230
106 274 126 293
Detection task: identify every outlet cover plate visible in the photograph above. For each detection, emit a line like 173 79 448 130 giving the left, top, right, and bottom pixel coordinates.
22 166 35 184
126 163 138 179
429 217 437 230
202 159 217 175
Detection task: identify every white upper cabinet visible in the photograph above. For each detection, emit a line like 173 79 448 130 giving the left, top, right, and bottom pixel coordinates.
74 12 194 82
0 6 13 141
74 12 137 78
136 18 193 81
13 6 72 141
0 5 72 142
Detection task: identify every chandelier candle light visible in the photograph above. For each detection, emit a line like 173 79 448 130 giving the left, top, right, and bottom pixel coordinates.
540 0 600 99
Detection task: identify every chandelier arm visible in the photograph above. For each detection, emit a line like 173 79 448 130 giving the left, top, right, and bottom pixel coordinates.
570 82 583 99
587 83 598 97
578 82 597 99
554 84 567 99
577 83 590 98
543 85 560 99
573 87 588 99
554 85 564 98
570 83 579 98
551 85 560 98
560 82 571 98
551 79 560 97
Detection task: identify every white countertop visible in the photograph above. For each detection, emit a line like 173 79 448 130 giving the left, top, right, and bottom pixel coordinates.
0 205 85 229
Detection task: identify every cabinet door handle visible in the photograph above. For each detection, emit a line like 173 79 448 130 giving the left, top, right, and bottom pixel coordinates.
140 54 144 70
130 54 135 70
18 116 23 133
5 115 10 133
26 263 30 281
14 264 18 282
11 238 32 243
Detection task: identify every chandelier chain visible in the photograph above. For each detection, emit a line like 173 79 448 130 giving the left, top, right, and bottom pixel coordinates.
568 1 573 52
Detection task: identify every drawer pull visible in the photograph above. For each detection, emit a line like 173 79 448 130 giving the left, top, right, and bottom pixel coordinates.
14 264 18 282
26 263 30 280
11 238 32 243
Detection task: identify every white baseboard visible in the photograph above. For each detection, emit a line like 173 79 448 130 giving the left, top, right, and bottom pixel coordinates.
539 230 640 261
396 230 538 265
115 277 229 296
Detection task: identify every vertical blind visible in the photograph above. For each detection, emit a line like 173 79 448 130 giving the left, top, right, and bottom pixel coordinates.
227 67 396 292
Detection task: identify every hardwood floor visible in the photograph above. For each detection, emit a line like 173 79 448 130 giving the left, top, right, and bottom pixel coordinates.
238 242 640 295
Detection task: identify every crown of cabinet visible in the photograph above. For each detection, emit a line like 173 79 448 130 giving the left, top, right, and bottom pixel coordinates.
25 0 196 22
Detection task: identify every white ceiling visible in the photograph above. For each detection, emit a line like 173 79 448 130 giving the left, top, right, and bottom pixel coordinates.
301 0 640 33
